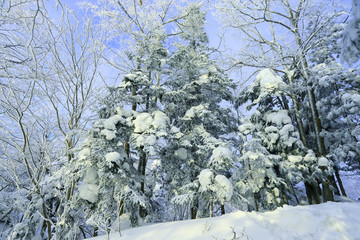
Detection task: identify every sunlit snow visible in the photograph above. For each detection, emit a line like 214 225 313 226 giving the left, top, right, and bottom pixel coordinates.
134 113 153 133
88 202 360 240
79 167 99 203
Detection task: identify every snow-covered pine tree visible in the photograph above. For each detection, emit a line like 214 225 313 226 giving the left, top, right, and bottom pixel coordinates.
235 69 328 208
57 30 176 238
341 0 360 64
53 16 169 238
117 40 170 220
82 0 207 224
235 121 284 211
217 0 350 203
55 103 146 238
160 4 236 219
308 21 360 195
197 168 233 217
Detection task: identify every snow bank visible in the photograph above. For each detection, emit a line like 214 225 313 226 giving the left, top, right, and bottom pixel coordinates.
88 202 360 240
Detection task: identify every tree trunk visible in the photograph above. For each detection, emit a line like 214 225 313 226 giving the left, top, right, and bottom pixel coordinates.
305 182 314 205
290 182 299 204
191 199 198 219
254 192 260 211
330 174 340 196
322 181 334 202
138 146 147 218
305 182 321 204
93 226 98 237
307 86 327 155
291 6 334 202
281 91 308 148
334 165 347 197
291 94 326 204
125 142 130 158
309 182 321 204
292 98 308 148
119 199 124 216
42 202 52 239
64 138 76 201
221 204 225 215
116 198 124 237
303 61 334 203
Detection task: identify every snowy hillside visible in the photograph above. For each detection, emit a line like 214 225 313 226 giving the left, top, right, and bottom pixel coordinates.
89 202 360 240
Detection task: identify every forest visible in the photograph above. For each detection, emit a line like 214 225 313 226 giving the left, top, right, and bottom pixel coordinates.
0 0 360 239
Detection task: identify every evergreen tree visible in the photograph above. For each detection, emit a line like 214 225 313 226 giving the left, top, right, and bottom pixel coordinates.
235 69 329 208
308 21 360 194
160 5 236 219
217 0 350 202
341 0 360 64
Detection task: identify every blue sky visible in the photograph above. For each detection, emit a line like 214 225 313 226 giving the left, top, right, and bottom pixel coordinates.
46 0 227 49
45 0 353 91
45 0 239 86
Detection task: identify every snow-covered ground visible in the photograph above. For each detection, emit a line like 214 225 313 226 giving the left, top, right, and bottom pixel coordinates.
341 172 360 201
88 201 360 240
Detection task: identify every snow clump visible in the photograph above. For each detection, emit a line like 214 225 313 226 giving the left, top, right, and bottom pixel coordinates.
78 148 90 161
105 152 121 163
264 110 292 126
100 129 116 140
318 157 329 167
104 115 122 130
134 113 153 133
78 167 99 203
174 148 188 160
199 169 215 191
152 111 169 131
257 68 287 93
214 174 233 202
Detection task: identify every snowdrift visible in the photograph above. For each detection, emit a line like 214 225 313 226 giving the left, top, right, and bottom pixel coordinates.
89 202 360 240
